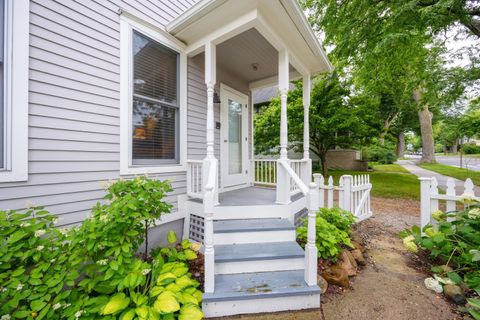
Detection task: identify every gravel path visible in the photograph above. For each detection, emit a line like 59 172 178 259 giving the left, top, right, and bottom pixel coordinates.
215 197 462 320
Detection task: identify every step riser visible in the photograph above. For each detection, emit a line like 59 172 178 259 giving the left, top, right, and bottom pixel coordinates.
213 230 296 245
203 294 320 317
215 258 304 274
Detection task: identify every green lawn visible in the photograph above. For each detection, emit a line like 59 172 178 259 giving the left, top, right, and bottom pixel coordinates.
323 164 420 200
418 163 480 186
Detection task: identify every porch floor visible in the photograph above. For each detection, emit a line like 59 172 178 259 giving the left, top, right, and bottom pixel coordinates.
218 186 303 206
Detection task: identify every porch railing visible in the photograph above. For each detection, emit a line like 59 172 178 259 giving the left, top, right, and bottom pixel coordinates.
290 159 309 195
186 160 203 198
253 159 277 186
278 160 318 286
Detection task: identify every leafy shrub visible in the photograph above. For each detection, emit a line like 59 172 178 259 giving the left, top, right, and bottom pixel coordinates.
318 207 356 234
401 204 480 297
463 144 480 155
364 145 397 164
0 176 204 320
297 208 354 261
0 208 82 319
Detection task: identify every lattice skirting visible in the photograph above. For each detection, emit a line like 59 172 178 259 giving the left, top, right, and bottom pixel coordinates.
189 214 205 242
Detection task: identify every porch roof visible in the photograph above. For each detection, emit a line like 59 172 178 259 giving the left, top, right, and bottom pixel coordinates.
166 0 332 79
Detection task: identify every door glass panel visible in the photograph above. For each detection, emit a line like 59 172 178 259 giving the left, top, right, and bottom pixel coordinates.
228 99 242 174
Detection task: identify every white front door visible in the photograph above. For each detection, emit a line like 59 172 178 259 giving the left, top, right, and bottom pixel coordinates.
220 84 249 189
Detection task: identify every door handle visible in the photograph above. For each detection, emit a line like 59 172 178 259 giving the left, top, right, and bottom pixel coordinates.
224 139 228 143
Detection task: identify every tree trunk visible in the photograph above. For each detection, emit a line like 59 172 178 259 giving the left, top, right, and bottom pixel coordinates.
451 142 458 154
417 104 435 163
396 131 405 158
414 89 435 163
319 152 328 177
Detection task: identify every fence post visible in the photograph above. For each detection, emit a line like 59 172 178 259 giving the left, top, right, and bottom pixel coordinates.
430 177 439 222
313 173 324 208
305 182 318 286
327 176 334 208
342 175 352 213
419 177 432 231
338 176 344 210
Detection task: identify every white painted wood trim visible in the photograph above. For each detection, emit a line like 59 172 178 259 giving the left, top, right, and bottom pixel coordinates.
219 83 249 190
215 258 304 275
248 71 302 91
119 14 187 175
0 0 29 182
202 294 320 318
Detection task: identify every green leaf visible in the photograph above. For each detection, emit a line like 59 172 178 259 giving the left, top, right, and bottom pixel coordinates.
178 304 203 320
31 299 47 312
469 309 480 320
167 231 177 244
119 309 136 320
153 291 180 314
176 275 197 290
156 272 176 285
181 239 191 249
183 249 197 260
468 298 480 310
100 293 131 315
8 230 26 243
13 310 31 318
447 272 462 284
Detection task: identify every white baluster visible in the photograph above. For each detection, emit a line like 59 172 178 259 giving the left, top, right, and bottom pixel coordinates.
446 178 456 218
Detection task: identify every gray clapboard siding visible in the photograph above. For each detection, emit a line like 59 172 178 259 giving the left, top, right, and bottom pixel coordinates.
0 0 198 226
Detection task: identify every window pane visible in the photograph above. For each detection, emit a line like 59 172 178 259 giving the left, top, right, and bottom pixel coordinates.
131 30 179 165
133 31 177 105
228 99 242 174
132 98 178 164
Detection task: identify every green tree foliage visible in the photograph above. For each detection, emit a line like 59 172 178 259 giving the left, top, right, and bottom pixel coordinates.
254 73 372 176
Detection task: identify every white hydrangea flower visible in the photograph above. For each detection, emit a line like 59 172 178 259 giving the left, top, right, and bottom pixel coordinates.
63 303 71 309
459 193 479 205
16 283 23 291
99 215 108 223
50 258 56 263
20 222 31 227
0 287 7 293
468 208 480 219
25 200 36 209
424 277 443 293
1 314 11 320
52 218 59 224
96 259 108 266
52 303 62 310
34 230 46 237
36 245 44 251
141 269 151 276
74 310 83 319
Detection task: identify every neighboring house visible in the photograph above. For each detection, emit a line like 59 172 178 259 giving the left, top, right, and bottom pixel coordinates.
0 0 332 317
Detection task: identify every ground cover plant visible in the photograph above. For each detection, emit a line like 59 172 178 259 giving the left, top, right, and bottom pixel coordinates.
0 176 203 320
418 163 480 186
401 197 480 319
327 164 420 200
297 207 356 261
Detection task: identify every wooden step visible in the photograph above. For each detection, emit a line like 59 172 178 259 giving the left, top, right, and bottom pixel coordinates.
202 270 321 317
213 218 296 244
214 241 305 274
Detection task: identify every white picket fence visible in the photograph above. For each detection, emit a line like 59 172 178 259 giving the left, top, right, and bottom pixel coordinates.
313 173 372 222
419 176 478 230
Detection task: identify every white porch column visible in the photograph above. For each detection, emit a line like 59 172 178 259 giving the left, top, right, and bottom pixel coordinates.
302 74 312 185
278 49 289 159
205 41 216 160
276 49 291 204
203 42 217 293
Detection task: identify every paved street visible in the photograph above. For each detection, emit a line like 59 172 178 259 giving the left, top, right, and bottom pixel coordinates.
406 154 480 172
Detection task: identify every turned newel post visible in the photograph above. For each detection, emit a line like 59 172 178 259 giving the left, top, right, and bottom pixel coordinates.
305 182 318 286
205 41 216 161
203 184 215 293
302 74 312 185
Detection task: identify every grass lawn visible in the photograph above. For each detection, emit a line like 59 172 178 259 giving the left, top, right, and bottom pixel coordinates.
323 164 420 200
418 163 480 186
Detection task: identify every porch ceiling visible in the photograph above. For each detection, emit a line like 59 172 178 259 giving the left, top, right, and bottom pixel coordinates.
166 0 332 79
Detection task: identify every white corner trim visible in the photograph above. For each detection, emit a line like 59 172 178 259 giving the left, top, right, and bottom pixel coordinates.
119 14 187 176
0 0 29 183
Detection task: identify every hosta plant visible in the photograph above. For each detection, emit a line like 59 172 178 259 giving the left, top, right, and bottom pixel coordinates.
297 207 354 261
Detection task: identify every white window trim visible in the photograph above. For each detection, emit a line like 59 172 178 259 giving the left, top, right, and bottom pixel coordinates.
120 13 187 175
0 0 29 182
